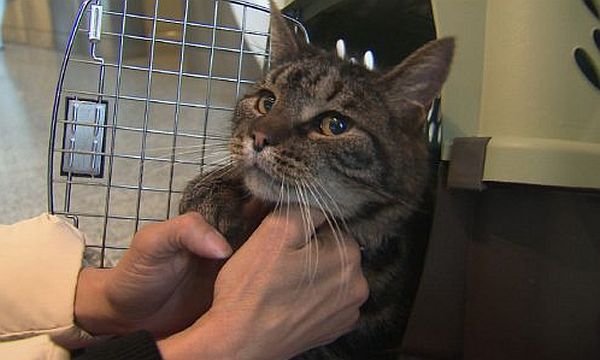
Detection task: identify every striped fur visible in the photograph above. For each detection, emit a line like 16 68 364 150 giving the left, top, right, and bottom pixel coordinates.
180 4 454 359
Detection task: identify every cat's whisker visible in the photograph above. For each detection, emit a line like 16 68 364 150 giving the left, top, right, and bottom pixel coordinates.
194 152 232 163
132 159 230 179
295 179 321 286
146 144 229 159
304 177 345 236
196 161 235 172
285 181 291 236
272 184 281 217
298 179 313 278
147 134 230 146
166 133 232 141
297 182 313 285
291 181 309 290
143 144 226 155
266 172 280 201
199 164 235 176
176 160 233 175
273 174 286 217
298 175 351 288
302 181 320 284
309 176 352 236
183 153 232 163
285 180 312 302
293 179 316 288
270 175 290 268
188 151 233 163
199 150 232 158
303 179 350 301
301 178 349 298
121 153 230 179
142 137 230 151
194 163 238 184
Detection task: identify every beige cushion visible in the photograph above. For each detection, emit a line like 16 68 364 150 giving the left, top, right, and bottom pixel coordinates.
0 214 95 351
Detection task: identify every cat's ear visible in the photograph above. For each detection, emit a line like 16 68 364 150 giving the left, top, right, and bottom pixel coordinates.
378 38 455 119
269 1 302 66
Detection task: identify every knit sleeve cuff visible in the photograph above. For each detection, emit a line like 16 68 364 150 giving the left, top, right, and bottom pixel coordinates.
73 331 162 360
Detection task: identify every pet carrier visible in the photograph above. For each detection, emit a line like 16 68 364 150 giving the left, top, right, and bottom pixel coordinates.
48 0 443 268
48 0 309 267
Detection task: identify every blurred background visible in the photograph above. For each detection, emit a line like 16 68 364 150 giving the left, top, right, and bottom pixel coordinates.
0 0 74 224
0 1 598 359
0 0 273 225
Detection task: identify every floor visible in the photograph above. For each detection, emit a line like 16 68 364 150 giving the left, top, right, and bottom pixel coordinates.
0 45 61 225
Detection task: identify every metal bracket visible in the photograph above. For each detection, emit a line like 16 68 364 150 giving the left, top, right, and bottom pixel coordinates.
447 137 492 191
61 98 107 177
89 4 103 42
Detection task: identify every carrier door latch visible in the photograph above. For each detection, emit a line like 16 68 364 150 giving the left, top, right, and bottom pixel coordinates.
61 98 107 177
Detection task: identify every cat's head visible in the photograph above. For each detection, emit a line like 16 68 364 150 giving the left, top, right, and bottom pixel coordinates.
229 4 454 219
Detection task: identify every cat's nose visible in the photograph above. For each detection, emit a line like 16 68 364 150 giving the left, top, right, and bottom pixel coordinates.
252 131 270 152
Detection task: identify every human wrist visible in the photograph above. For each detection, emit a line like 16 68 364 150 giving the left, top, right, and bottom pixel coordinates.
74 267 125 335
157 310 241 360
157 306 300 360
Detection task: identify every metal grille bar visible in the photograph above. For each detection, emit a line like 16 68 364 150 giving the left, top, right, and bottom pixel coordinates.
48 0 308 267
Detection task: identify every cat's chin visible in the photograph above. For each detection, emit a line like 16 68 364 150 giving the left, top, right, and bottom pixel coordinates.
243 165 365 218
243 166 283 203
243 166 317 208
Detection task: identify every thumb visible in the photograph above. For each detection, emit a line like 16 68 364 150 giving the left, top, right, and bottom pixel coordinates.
168 212 232 259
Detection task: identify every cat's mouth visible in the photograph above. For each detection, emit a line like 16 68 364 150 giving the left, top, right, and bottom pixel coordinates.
231 137 285 202
237 138 277 176
232 136 312 204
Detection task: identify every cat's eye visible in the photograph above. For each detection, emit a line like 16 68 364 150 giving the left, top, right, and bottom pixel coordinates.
257 92 276 114
320 114 349 136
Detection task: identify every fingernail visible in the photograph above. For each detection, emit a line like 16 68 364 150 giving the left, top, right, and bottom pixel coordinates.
206 231 233 259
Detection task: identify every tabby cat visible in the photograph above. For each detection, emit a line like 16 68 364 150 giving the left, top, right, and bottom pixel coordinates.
180 4 454 359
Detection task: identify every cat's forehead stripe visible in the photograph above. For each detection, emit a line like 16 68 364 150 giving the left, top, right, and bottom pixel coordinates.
325 80 344 102
273 62 346 102
267 63 293 84
266 58 376 117
274 63 307 86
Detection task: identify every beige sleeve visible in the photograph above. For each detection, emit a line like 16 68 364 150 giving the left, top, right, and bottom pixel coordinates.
0 213 97 351
0 335 69 360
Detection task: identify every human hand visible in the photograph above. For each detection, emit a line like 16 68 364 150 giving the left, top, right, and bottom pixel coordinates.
157 208 369 360
75 212 233 337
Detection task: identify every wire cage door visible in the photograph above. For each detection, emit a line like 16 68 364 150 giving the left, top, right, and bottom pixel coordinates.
48 0 308 267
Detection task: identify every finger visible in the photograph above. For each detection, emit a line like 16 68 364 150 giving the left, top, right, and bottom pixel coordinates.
175 213 233 259
140 213 232 260
249 206 326 250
